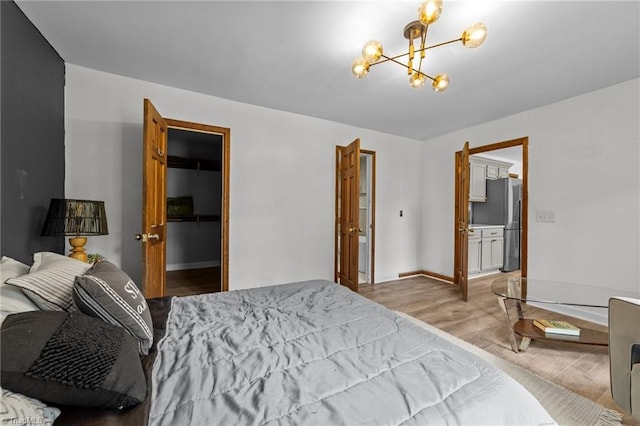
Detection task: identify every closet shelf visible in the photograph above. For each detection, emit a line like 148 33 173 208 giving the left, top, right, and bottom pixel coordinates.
167 214 220 223
167 155 220 171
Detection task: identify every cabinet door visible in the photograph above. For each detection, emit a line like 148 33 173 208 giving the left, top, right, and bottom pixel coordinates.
482 237 504 270
469 163 487 202
468 238 482 274
498 167 510 178
486 164 499 179
490 237 504 269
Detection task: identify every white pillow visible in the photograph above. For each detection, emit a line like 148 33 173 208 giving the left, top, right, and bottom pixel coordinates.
0 256 39 316
1 256 30 281
0 388 61 425
5 252 91 311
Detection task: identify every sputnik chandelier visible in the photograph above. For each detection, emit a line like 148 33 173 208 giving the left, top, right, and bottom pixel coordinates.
351 0 487 91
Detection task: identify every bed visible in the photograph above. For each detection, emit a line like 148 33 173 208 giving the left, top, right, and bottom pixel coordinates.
1 254 555 425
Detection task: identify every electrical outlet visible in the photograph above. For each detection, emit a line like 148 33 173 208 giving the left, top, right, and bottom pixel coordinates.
400 210 403 217
536 210 555 223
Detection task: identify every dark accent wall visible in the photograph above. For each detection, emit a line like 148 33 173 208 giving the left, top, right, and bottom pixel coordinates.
1 1 65 264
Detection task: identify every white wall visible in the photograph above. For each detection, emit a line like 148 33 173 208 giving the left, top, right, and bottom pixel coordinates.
65 64 424 290
421 78 640 321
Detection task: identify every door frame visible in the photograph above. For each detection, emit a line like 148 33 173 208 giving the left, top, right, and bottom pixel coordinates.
453 136 529 285
334 145 377 287
360 151 376 285
164 118 231 292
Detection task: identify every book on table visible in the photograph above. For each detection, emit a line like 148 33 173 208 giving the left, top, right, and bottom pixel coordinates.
533 319 581 336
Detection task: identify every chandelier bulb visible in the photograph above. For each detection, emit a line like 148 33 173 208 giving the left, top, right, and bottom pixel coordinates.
362 40 383 63
462 23 488 48
418 0 443 25
352 57 370 78
409 72 426 88
432 73 449 92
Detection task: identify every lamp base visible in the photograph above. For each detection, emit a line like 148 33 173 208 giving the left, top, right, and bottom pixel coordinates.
68 237 88 263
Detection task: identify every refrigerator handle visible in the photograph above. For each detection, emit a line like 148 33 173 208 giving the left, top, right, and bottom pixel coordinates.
517 199 522 227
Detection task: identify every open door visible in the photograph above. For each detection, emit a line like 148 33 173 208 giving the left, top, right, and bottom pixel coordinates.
336 139 361 292
139 99 167 298
454 141 470 301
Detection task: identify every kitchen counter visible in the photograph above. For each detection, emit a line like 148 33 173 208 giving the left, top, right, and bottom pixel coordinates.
469 224 505 229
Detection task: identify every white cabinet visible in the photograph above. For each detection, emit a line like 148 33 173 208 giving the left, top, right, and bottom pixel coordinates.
469 156 513 202
468 226 504 275
486 163 499 180
481 236 504 271
469 160 487 202
468 229 482 274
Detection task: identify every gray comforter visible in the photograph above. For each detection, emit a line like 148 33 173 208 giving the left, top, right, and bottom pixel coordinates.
150 280 554 425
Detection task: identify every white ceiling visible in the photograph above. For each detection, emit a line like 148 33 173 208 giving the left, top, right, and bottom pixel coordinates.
16 1 640 141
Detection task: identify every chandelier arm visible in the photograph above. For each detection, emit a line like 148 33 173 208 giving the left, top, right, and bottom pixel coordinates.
372 36 462 67
416 37 463 54
382 55 435 81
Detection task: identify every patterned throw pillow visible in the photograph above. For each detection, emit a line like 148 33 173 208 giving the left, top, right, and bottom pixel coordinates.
73 260 153 355
1 311 146 409
5 252 91 311
0 388 61 425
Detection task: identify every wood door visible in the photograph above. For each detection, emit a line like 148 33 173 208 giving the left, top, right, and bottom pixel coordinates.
337 139 360 292
454 141 470 301
141 99 167 298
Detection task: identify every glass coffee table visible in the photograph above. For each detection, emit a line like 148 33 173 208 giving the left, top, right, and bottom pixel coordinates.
491 276 639 352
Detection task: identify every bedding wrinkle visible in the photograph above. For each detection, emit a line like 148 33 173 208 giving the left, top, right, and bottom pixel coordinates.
153 312 401 418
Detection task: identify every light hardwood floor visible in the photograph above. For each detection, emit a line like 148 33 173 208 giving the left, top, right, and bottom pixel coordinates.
360 273 638 425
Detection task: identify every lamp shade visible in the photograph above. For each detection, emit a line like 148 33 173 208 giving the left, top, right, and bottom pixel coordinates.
41 199 108 237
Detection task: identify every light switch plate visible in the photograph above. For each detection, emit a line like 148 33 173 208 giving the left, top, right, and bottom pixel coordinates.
536 210 555 223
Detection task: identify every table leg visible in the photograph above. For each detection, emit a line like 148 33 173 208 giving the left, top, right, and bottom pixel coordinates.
497 296 520 353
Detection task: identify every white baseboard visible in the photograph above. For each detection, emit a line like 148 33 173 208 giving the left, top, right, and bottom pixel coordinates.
166 260 220 272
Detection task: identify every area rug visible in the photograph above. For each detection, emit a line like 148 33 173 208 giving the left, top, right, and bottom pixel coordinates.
395 311 623 426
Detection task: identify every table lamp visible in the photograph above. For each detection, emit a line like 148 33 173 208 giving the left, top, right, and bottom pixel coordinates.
41 198 108 262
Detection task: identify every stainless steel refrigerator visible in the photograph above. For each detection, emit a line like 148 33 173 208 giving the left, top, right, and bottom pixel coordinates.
472 178 522 272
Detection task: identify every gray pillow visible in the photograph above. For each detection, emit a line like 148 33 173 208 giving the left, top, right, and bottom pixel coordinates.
1 310 146 409
73 260 153 355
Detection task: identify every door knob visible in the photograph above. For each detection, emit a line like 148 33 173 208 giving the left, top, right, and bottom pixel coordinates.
135 233 160 242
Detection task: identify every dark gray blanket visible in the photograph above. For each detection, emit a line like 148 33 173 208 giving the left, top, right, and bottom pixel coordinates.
150 280 553 425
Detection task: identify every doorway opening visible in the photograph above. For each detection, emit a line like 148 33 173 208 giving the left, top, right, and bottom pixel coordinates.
454 136 528 300
164 119 230 296
164 127 222 296
358 151 375 284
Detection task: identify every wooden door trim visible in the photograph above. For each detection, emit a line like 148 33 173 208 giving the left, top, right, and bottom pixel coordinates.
334 147 340 283
366 149 376 285
165 118 231 292
453 150 461 289
454 136 529 280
